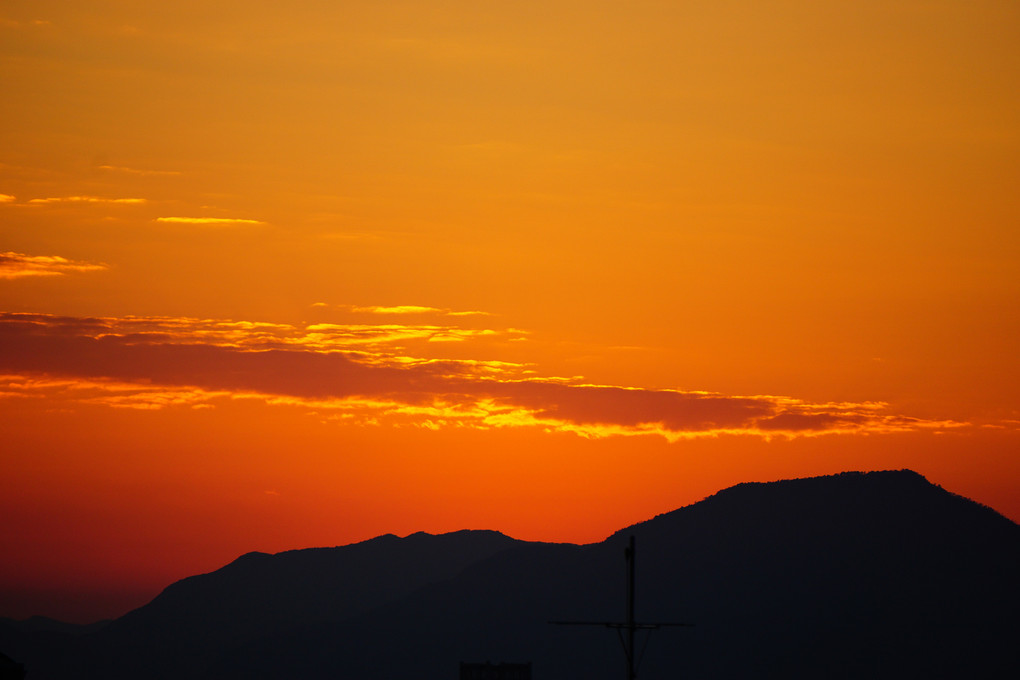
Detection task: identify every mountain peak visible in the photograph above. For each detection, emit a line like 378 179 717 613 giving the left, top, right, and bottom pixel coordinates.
718 468 931 496
4 471 1017 679
611 469 1014 545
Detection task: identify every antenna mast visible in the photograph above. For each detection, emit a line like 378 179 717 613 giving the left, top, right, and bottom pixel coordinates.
551 535 691 680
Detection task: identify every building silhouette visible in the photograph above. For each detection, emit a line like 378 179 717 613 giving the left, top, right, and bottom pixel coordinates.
460 661 532 680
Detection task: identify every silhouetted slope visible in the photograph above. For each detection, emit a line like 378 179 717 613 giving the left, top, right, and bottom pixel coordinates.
0 620 97 680
3 471 1017 679
613 470 1020 678
203 470 1018 680
0 617 109 635
0 530 526 679
94 529 526 677
109 529 520 642
0 651 26 680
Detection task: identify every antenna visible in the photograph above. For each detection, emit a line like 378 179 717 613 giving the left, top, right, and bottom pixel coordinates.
551 535 692 680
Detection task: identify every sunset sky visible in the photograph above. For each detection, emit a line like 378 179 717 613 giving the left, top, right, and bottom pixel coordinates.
2 0 1018 623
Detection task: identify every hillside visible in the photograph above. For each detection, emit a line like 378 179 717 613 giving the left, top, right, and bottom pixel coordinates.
2 470 1017 679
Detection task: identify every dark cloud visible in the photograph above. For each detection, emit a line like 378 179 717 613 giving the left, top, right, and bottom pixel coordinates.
0 313 962 439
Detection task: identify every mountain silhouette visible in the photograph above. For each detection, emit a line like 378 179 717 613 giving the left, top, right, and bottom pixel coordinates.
2 470 1017 679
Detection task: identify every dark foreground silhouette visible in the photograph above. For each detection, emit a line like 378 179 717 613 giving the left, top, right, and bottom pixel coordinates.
2 470 1018 679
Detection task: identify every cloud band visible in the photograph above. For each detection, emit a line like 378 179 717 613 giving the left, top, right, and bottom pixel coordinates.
0 312 962 440
0 253 108 279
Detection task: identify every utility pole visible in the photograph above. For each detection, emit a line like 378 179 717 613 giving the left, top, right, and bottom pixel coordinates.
552 535 691 680
626 535 637 680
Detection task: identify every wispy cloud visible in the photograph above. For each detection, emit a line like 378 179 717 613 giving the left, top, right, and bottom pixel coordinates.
28 196 147 204
155 217 265 226
0 374 223 410
338 304 491 317
0 194 15 203
0 17 51 29
304 323 504 347
0 253 108 279
0 312 523 360
97 165 182 177
353 305 448 315
0 312 965 440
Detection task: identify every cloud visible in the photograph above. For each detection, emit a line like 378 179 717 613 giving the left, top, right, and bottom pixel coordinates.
338 304 491 317
97 165 182 177
155 217 265 226
303 323 503 347
0 314 527 377
0 252 108 279
0 312 965 440
352 305 447 314
0 17 49 29
0 374 223 410
28 196 147 204
0 194 15 203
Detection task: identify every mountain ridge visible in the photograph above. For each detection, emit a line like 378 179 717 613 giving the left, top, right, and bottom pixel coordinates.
2 469 1017 679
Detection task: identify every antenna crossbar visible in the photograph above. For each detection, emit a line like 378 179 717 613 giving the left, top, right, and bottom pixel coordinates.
550 535 692 680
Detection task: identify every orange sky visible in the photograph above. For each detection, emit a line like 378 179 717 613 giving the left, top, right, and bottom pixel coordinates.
2 0 1018 623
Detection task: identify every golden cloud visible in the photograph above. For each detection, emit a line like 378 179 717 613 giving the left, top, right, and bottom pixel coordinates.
97 165 182 176
28 196 147 204
0 312 968 440
155 217 265 225
0 374 225 410
338 304 491 316
0 252 108 279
